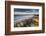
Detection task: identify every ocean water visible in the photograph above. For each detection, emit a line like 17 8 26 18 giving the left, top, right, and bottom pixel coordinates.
14 15 35 22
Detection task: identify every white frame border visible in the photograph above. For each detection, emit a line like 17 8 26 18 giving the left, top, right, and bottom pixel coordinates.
11 5 42 31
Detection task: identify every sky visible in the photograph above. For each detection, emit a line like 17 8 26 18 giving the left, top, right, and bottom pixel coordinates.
14 8 39 13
